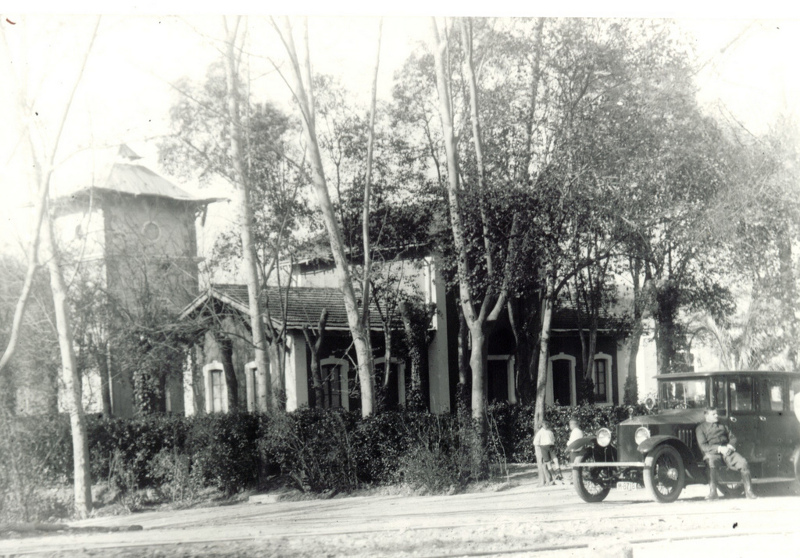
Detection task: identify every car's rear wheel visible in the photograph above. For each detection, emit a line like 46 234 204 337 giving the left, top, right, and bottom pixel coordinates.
573 454 611 503
643 445 685 503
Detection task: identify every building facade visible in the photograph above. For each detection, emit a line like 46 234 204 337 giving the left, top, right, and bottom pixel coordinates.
52 145 219 416
181 254 634 415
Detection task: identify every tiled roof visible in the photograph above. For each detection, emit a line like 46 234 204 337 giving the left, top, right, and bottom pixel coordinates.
183 283 398 331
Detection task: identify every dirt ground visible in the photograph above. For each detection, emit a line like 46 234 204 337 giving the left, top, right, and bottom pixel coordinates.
2 465 800 558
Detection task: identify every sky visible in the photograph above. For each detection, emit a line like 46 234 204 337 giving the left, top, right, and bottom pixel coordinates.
1 5 800 262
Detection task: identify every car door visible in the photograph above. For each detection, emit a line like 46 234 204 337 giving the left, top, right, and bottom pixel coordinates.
726 375 760 468
756 376 800 478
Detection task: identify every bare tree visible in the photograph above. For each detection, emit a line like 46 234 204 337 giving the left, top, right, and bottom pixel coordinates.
302 308 329 408
270 16 379 416
361 17 383 384
429 18 518 432
223 16 273 411
1 15 100 519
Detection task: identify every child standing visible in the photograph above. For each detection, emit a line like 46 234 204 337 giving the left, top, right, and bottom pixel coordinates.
534 420 563 485
566 417 584 484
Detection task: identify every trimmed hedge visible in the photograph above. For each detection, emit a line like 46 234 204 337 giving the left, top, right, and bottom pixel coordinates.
5 403 652 504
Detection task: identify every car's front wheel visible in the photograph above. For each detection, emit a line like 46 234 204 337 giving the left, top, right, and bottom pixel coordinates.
643 444 685 503
573 454 611 503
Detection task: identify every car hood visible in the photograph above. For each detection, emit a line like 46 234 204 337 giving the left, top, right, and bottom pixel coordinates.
621 409 705 426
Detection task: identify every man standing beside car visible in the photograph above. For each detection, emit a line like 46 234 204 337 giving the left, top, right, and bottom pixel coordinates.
696 407 757 500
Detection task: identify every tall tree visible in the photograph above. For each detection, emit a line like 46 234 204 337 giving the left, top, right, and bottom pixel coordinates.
270 16 378 416
222 16 274 410
1 15 101 518
429 18 519 438
161 23 312 411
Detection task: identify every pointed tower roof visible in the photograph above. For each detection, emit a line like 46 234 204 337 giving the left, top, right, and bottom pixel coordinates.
53 144 224 206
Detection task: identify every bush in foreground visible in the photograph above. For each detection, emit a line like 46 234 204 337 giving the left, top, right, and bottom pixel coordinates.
0 402 648 521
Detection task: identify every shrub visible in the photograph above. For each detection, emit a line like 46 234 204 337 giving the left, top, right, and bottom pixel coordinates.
187 413 261 494
148 448 201 503
351 410 414 485
89 415 190 489
18 413 73 483
397 413 462 492
1 401 655 518
259 408 360 493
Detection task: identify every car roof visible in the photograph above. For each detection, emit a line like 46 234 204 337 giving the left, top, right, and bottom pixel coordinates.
656 370 800 380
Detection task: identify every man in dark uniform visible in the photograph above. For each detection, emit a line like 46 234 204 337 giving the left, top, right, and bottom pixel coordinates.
696 407 757 500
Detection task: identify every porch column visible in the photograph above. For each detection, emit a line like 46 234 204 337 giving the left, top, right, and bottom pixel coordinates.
286 331 309 411
183 350 195 416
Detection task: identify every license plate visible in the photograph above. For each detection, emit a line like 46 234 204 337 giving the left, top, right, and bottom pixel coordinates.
617 482 643 491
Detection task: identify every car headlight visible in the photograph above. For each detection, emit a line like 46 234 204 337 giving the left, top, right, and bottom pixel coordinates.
635 426 651 445
597 428 612 447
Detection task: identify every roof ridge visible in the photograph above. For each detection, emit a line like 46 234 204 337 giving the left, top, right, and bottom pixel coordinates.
212 283 341 293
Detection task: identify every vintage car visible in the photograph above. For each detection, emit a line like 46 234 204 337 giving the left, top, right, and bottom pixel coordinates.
568 370 800 503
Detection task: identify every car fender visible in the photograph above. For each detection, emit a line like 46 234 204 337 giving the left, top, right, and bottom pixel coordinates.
637 435 693 463
567 436 597 454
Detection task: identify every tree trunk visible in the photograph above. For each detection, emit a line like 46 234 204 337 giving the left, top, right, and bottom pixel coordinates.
268 340 286 409
273 17 374 416
625 319 643 404
533 276 554 429
469 321 488 420
513 292 541 405
624 261 645 404
361 18 382 365
399 300 426 408
382 327 393 389
306 336 325 409
307 345 324 408
91 342 112 417
302 309 328 409
457 306 470 387
224 18 273 412
430 18 487 422
220 336 238 412
41 210 92 518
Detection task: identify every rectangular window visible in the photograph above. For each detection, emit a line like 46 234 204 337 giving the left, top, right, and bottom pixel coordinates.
659 379 708 410
712 378 726 411
594 360 607 400
322 364 342 408
758 378 786 413
211 370 224 413
729 376 754 412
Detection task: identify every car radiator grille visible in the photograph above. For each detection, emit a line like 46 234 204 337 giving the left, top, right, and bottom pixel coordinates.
677 428 694 448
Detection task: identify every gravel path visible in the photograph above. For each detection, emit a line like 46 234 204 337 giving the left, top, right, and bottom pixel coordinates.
2 467 798 557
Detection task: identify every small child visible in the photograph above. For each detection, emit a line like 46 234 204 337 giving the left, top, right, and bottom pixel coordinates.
567 417 585 447
566 417 584 484
534 420 563 485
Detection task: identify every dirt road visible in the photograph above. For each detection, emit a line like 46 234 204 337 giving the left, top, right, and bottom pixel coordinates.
2 468 799 557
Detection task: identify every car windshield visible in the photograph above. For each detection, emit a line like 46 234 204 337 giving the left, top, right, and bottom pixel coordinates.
659 379 708 410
